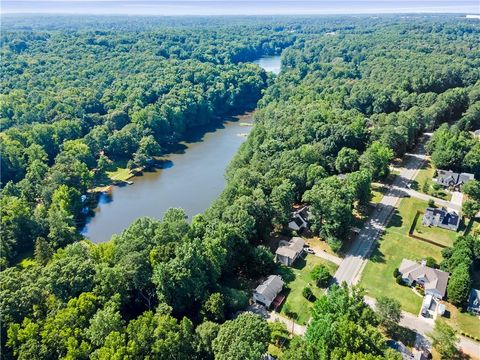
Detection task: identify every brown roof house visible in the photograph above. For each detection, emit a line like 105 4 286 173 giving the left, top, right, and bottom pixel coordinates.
399 259 449 299
275 237 305 266
252 275 284 308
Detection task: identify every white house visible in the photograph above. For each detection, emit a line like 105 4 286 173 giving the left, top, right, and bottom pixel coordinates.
252 275 284 308
399 259 449 299
275 237 305 266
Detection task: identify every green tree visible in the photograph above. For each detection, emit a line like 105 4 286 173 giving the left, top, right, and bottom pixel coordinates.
201 293 225 323
429 320 459 360
212 313 270 360
335 147 360 174
359 141 394 179
310 265 331 288
447 263 471 307
376 296 401 334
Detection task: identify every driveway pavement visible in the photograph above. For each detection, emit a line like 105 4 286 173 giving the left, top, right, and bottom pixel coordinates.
333 139 428 286
365 296 480 359
310 249 342 266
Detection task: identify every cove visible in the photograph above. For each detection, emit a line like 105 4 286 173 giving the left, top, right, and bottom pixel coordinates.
82 55 281 243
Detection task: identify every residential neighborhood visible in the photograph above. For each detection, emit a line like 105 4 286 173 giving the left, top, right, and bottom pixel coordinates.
246 136 480 360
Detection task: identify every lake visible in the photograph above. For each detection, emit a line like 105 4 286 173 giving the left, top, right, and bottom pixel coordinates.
82 55 281 243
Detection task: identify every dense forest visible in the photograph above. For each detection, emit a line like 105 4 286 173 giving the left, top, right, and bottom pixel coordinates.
1 15 479 359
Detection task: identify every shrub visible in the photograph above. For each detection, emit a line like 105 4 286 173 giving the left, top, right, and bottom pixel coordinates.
393 268 400 278
396 275 403 285
302 286 313 300
425 257 437 269
311 265 331 288
428 199 435 207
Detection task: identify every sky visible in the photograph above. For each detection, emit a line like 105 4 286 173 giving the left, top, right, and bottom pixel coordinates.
2 0 479 15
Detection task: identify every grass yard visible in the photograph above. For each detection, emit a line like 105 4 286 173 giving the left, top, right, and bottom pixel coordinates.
412 212 458 248
444 303 480 338
106 166 133 182
412 161 451 201
359 197 444 314
277 255 338 325
303 236 338 256
371 183 388 204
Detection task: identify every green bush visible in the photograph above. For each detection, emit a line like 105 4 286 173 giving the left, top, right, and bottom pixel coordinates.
393 268 400 277
302 286 313 300
428 199 435 207
425 257 437 269
396 275 403 285
311 265 331 288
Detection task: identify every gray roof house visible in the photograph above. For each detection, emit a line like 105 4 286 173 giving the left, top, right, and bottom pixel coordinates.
422 207 460 232
252 275 284 308
435 170 474 189
467 288 480 315
399 259 449 299
288 206 309 232
275 237 305 266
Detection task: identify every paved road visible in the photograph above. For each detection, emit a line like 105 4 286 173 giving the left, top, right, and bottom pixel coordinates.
333 139 428 286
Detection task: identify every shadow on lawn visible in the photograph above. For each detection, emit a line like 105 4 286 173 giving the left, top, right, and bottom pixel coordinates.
369 243 385 264
387 209 403 229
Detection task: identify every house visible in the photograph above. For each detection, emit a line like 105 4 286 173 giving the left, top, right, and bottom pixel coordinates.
288 206 309 231
467 288 480 315
435 170 474 189
399 259 449 299
422 207 460 232
252 275 284 308
275 237 305 266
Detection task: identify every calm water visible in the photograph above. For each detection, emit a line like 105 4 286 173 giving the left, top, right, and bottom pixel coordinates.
253 56 282 75
82 54 281 243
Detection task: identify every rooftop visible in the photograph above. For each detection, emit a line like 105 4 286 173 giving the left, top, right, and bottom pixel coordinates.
399 259 449 298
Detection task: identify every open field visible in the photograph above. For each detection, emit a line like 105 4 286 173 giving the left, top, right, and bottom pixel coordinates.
277 255 338 325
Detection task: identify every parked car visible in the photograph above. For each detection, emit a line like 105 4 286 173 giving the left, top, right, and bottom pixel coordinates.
304 247 315 254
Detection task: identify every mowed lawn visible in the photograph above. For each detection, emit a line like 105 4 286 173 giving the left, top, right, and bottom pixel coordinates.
277 255 338 325
412 160 451 201
359 197 445 314
413 213 458 248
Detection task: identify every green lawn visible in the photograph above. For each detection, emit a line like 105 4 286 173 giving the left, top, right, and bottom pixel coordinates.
277 255 338 325
412 212 458 248
106 166 133 182
359 197 445 314
445 303 480 338
371 183 387 204
412 161 451 201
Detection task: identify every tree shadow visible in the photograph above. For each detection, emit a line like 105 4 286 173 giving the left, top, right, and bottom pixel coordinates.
292 257 307 271
369 242 385 264
391 325 417 347
386 209 403 229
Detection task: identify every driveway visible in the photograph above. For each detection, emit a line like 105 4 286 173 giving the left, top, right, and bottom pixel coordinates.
333 137 428 286
246 303 306 336
450 191 464 212
310 249 342 266
365 296 480 359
